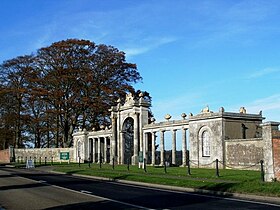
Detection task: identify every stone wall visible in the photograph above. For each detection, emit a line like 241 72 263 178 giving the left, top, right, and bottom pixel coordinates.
225 138 263 170
272 130 280 180
224 120 262 139
0 148 11 163
189 115 224 168
13 148 75 163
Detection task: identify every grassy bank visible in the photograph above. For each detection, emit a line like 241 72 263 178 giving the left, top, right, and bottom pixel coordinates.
39 162 280 197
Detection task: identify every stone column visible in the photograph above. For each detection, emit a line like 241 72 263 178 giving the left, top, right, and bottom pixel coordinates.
97 137 101 163
160 130 165 166
92 138 96 163
139 113 143 153
104 137 107 163
152 131 156 165
133 113 139 165
143 132 148 161
182 128 187 166
172 129 177 165
120 132 124 164
111 116 116 164
88 138 91 161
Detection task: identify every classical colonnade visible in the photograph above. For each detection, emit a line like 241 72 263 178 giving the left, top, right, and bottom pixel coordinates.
84 126 189 167
143 126 189 166
87 135 112 164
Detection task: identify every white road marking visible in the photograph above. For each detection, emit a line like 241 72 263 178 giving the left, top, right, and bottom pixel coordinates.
80 190 92 194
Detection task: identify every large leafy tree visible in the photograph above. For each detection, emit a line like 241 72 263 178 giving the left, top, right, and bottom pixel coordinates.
35 39 141 147
0 55 35 148
0 39 141 148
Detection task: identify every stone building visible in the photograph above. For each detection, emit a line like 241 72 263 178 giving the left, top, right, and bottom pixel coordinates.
73 93 279 182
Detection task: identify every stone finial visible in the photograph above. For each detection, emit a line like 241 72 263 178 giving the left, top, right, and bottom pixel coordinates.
125 93 134 102
201 105 210 113
181 113 187 120
150 117 156 124
189 112 193 117
79 127 82 132
92 127 96 131
239 107 246 114
165 114 172 121
139 92 144 98
219 107 225 113
100 125 105 130
117 98 121 103
259 110 262 115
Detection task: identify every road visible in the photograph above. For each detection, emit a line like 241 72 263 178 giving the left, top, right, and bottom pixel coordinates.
0 167 280 209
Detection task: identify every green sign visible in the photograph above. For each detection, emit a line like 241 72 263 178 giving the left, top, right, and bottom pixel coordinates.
60 152 70 160
139 151 143 163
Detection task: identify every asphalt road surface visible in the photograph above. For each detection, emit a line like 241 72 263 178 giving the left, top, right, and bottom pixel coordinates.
0 167 280 210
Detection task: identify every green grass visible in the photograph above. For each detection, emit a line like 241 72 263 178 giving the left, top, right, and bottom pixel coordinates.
13 162 280 197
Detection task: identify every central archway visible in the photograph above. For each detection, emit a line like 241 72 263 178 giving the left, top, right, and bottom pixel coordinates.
123 117 134 164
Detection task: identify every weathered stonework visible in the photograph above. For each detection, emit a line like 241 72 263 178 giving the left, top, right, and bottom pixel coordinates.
272 129 280 180
225 139 263 169
14 148 75 163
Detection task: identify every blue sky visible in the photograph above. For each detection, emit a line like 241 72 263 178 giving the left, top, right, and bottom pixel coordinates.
1 0 280 124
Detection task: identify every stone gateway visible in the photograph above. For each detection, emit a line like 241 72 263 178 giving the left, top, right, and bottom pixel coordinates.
73 93 280 182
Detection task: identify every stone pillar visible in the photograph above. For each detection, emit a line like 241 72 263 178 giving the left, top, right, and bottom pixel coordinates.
88 138 91 161
133 113 139 165
97 137 101 163
92 138 96 163
172 129 177 165
262 122 278 181
152 131 156 165
104 137 107 163
139 113 143 154
111 116 116 164
120 132 124 164
143 132 148 161
160 130 165 166
182 128 187 166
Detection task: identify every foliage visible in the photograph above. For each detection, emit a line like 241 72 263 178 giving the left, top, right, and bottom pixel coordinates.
0 39 142 148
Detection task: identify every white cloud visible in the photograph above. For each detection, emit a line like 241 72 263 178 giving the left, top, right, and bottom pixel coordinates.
248 67 280 79
227 94 280 121
246 94 280 112
122 37 177 58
